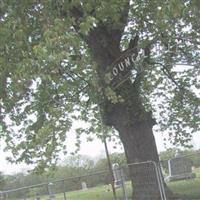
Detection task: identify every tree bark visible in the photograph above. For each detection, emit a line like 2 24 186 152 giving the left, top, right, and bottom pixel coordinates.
83 15 176 199
109 106 162 199
102 80 176 199
102 82 162 199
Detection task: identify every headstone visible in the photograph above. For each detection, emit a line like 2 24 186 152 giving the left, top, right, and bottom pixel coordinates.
35 193 40 200
112 163 123 188
48 183 55 200
81 182 87 190
165 154 196 182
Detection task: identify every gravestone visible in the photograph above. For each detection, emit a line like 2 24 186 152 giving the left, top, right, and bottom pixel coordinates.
48 183 55 200
81 182 87 190
112 163 124 188
165 153 196 182
35 192 40 200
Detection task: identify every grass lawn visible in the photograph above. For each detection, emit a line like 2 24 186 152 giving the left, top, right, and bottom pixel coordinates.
66 185 128 200
168 167 200 200
39 184 131 200
11 168 200 200
58 168 200 200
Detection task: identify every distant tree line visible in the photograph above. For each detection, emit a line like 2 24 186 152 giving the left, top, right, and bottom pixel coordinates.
2 153 126 198
2 149 200 198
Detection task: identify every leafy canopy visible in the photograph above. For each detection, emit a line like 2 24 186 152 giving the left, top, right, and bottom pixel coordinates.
0 0 200 172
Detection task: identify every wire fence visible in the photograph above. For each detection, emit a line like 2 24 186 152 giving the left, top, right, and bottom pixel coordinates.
1 152 200 200
0 169 125 200
0 162 164 200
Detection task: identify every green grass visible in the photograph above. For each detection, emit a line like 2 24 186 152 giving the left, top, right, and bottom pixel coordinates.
168 168 200 200
39 184 131 200
48 184 131 200
66 185 124 200
9 168 200 200
52 168 200 200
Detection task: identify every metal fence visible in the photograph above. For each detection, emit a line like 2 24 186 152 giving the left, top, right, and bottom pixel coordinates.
0 161 165 200
1 153 200 200
120 161 166 200
0 169 123 200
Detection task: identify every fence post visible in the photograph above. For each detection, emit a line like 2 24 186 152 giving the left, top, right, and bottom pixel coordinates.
157 164 167 200
119 167 128 200
62 180 67 200
0 192 3 200
152 161 167 200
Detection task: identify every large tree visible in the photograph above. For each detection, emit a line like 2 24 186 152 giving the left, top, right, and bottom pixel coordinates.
0 0 200 199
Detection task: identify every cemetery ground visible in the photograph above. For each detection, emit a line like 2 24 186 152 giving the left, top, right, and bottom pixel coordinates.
23 167 200 200
168 167 200 200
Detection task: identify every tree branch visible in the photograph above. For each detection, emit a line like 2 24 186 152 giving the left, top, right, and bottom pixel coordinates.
152 62 181 89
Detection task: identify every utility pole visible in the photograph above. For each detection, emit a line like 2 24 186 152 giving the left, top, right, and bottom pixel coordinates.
98 105 116 200
102 132 117 200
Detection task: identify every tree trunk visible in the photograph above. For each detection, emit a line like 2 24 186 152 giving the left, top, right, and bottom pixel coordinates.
84 22 175 200
113 110 162 200
104 94 175 200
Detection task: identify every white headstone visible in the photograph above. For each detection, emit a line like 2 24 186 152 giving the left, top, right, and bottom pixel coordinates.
112 163 123 188
35 193 40 200
48 183 55 200
165 155 196 182
81 182 87 190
